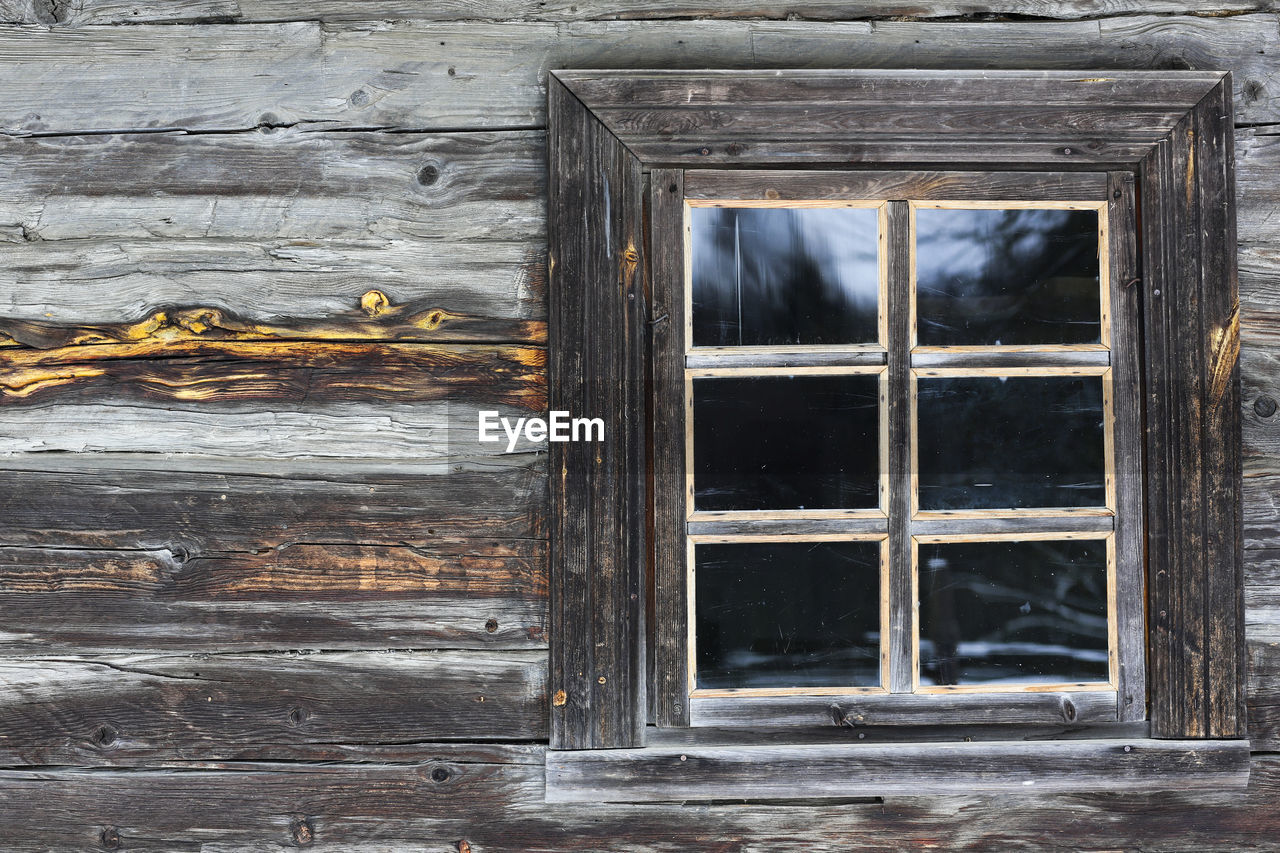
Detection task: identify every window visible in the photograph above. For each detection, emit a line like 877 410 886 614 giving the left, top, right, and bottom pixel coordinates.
545 69 1248 800
667 181 1145 728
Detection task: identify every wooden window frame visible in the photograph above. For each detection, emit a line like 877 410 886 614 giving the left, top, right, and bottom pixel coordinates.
546 69 1248 799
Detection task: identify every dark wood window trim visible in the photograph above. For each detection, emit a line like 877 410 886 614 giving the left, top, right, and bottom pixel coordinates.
546 69 1247 798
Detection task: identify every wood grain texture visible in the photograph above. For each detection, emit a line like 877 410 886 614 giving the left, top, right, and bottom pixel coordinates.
0 753 1279 851
561 68 1235 166
0 129 544 242
691 690 1119 728
0 454 547 549
0 340 545 457
0 8 1274 848
0 650 548 764
649 168 688 728
2 17 1278 136
5 0 1273 25
547 74 647 749
0 340 543 407
1140 79 1246 738
684 169 1110 201
546 738 1251 802
0 540 547 652
0 127 1271 348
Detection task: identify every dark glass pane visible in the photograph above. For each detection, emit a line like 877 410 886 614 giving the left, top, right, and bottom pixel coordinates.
916 375 1105 510
696 540 882 689
693 374 879 511
690 206 879 347
915 208 1101 346
918 539 1109 685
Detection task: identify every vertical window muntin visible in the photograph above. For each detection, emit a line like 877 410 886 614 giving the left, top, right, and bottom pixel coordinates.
680 193 1127 703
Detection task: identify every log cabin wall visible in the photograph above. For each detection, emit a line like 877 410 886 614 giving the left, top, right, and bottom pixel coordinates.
0 3 1278 849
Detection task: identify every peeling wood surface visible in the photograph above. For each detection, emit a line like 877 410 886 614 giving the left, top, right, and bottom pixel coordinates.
0 5 1278 848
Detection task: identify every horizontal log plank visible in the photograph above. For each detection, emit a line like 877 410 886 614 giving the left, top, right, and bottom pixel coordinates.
0 751 1276 851
0 340 545 457
0 650 548 764
0 17 1276 135
0 240 546 347
545 739 1251 802
0 455 546 548
0 340 543 407
0 129 544 244
0 540 547 652
5 0 1271 25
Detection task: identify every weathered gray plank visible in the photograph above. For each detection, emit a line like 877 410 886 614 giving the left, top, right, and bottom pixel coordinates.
0 454 546 549
0 540 547 652
0 650 548 764
546 739 1251 803
10 0 1273 25
2 751 1280 849
0 129 544 243
0 0 52 24
2 17 1277 135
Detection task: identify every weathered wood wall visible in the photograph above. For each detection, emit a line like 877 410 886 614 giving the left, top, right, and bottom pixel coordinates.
1 2 1279 848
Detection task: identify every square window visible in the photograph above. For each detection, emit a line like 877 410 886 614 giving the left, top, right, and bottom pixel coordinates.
692 539 885 691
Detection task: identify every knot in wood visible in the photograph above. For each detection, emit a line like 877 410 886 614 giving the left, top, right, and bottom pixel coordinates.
290 817 314 847
553 689 567 707
99 826 121 850
360 290 391 317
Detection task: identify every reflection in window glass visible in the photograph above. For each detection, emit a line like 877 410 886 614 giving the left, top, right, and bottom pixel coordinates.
690 206 880 347
916 375 1105 510
918 539 1109 686
696 540 882 689
693 374 880 512
915 208 1101 346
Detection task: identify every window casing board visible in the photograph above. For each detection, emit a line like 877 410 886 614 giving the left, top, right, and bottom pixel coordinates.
545 69 1247 800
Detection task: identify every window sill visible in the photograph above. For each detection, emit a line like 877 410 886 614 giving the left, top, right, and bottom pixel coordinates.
544 737 1251 803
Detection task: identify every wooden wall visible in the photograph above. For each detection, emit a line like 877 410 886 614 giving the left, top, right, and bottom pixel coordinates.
1 2 1279 848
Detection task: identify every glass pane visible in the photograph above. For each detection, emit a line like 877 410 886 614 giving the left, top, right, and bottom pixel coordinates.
918 539 1109 686
693 374 880 512
695 540 882 689
916 375 1105 510
915 208 1101 346
690 206 880 347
